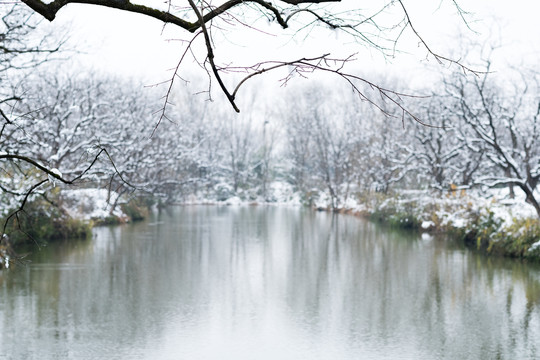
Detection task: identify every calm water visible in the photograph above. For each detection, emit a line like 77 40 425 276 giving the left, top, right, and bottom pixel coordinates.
1 206 540 359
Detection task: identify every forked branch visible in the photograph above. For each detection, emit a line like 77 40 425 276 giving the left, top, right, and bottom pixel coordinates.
229 53 432 125
21 0 477 115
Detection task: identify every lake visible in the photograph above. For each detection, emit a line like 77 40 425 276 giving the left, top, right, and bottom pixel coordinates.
1 206 539 359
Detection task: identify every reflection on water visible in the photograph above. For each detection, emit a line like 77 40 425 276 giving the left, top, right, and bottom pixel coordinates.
1 206 540 359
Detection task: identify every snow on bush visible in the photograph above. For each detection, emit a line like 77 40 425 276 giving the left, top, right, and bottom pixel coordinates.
61 188 126 221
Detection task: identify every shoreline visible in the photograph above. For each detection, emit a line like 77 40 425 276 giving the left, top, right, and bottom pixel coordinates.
4 186 540 267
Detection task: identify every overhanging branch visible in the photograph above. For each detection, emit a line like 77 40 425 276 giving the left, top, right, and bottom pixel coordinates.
22 0 194 28
21 0 340 32
281 0 340 3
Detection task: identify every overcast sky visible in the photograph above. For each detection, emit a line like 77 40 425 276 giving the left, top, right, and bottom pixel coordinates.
47 1 540 93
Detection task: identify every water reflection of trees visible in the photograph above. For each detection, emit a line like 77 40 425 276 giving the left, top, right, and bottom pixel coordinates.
1 207 540 358
281 212 540 359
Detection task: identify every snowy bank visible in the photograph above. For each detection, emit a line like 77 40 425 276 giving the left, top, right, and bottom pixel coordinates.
178 181 303 206
323 188 540 261
62 188 127 222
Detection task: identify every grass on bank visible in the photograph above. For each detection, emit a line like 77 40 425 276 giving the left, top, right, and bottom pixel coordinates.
358 188 540 261
2 194 150 248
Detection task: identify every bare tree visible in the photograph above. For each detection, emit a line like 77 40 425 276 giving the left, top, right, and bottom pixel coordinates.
445 63 540 217
20 0 474 118
0 4 62 72
283 85 365 209
408 95 485 190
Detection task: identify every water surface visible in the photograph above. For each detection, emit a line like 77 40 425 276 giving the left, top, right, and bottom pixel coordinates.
1 206 540 359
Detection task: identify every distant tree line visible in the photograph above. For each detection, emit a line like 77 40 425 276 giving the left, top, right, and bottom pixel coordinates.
3 61 540 219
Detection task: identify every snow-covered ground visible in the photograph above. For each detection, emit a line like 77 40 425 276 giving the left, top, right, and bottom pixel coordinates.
180 181 302 206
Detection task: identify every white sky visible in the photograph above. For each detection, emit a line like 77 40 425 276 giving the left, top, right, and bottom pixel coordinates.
45 1 540 94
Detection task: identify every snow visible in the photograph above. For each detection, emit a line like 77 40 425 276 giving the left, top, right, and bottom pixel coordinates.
47 168 63 187
169 177 539 237
451 218 468 229
342 197 360 211
268 182 300 205
421 233 433 242
223 196 242 205
61 188 126 221
313 192 330 210
176 181 303 206
301 185 539 236
529 240 540 253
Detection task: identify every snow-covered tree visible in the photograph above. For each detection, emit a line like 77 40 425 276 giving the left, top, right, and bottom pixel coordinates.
283 85 369 208
445 65 540 217
1 5 69 252
408 95 485 190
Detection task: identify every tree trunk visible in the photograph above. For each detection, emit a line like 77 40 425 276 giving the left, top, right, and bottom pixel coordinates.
520 185 540 219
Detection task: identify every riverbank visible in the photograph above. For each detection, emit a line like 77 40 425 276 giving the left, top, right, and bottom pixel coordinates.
3 183 540 265
175 183 540 261
148 183 540 261
1 188 149 255
329 188 540 261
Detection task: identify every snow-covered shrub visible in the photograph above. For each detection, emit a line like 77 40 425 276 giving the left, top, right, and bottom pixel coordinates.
215 183 234 202
3 198 91 245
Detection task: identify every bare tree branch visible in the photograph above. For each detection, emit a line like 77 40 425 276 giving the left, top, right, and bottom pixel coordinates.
20 0 477 115
21 0 337 31
151 31 204 135
188 0 240 112
1 179 47 243
21 0 194 28
281 0 340 4
396 0 478 74
230 53 433 126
